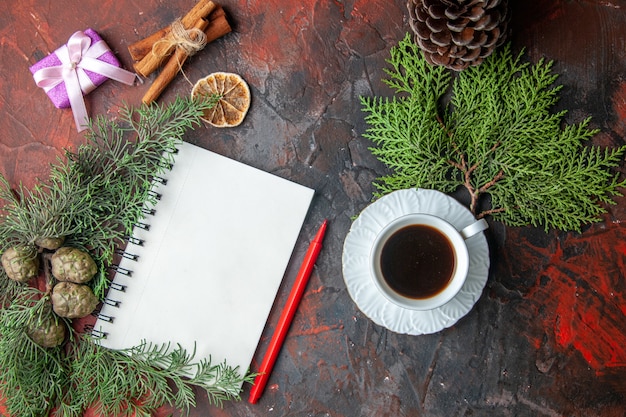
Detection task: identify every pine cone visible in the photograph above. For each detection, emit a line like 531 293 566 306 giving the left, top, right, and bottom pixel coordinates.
27 314 67 348
407 0 509 71
51 282 99 319
50 246 97 284
35 236 65 251
1 246 39 283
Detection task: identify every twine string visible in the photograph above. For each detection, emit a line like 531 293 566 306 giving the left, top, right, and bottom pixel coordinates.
151 18 208 86
152 18 208 58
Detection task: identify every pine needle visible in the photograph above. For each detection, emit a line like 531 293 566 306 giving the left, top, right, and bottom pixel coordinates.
361 33 626 232
0 96 251 416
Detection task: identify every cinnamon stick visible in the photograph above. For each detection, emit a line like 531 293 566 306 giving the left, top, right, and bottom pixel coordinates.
141 18 210 105
133 0 216 78
128 5 226 62
128 27 169 62
203 8 231 44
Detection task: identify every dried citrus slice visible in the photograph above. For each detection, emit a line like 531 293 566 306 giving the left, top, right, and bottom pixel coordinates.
191 72 251 127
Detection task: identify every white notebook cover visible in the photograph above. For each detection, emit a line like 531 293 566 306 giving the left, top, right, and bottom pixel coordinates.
94 141 314 380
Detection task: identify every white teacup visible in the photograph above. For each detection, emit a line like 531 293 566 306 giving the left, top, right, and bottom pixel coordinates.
370 213 488 311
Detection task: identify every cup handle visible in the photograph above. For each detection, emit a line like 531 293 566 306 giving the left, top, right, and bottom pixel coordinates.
460 218 489 239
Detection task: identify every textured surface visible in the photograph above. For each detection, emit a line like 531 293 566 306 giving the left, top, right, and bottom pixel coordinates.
1 0 625 416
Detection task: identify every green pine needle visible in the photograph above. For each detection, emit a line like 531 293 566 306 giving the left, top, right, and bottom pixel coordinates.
0 288 69 416
57 338 253 417
0 95 251 416
361 33 626 232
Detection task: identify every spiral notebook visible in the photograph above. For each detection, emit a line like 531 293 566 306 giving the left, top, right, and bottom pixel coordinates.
93 141 314 381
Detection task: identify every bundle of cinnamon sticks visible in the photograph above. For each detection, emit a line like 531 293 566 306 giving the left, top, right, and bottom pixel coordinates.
129 0 232 104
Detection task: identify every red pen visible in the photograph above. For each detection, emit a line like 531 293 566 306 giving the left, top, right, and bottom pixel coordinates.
248 219 328 404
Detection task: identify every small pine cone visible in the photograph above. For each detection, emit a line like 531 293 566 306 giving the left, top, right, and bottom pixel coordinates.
1 246 39 283
51 282 99 319
407 0 509 71
51 246 97 284
27 315 67 348
35 236 65 251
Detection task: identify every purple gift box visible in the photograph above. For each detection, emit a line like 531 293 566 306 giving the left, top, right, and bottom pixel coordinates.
29 28 121 109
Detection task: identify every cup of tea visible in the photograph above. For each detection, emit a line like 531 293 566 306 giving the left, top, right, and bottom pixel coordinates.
370 213 488 310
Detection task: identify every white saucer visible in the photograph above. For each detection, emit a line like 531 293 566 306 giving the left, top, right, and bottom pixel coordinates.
341 188 490 335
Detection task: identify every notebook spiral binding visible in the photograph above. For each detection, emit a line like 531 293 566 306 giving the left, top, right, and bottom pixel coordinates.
126 236 145 246
86 307 116 337
94 311 114 323
134 222 150 231
110 282 127 292
151 176 168 185
103 298 121 307
84 323 98 335
109 265 132 276
115 248 138 261
147 190 162 200
86 288 123 337
90 159 171 341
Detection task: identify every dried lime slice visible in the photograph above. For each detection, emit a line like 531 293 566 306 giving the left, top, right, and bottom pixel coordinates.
191 72 251 127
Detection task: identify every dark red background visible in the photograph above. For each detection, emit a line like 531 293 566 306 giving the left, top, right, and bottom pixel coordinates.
1 0 625 416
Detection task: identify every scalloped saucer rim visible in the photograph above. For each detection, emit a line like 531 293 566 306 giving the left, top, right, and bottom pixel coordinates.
341 188 490 335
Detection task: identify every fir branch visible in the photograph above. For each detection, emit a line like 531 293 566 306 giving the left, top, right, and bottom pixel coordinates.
0 95 254 416
362 36 458 196
0 288 69 416
59 338 251 417
361 33 626 232
0 95 219 300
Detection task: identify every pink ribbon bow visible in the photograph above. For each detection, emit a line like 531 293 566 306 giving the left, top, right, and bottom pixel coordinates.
32 31 136 132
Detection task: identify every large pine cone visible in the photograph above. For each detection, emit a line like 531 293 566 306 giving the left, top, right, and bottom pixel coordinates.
407 0 509 71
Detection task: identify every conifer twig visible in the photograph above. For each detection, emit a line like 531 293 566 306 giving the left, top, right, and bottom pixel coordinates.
361 33 626 232
0 95 250 416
